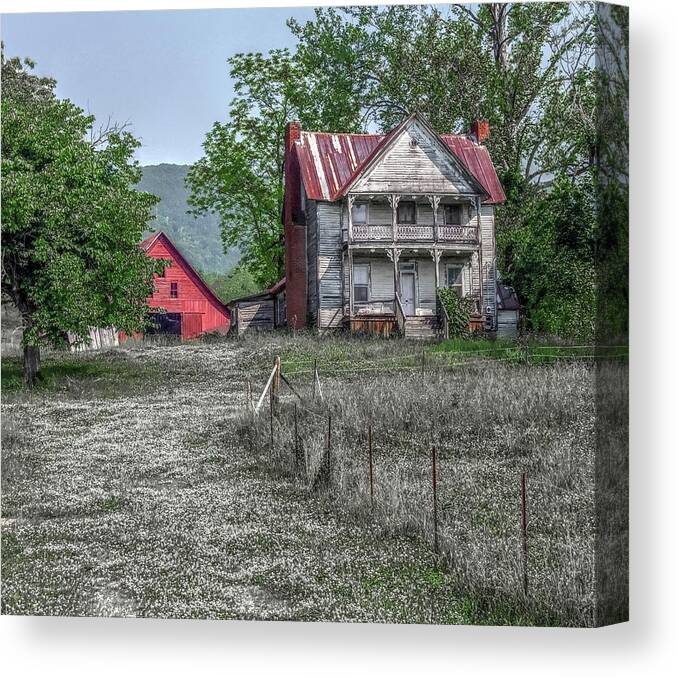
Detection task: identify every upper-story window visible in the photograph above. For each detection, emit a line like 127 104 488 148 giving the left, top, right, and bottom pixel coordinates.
170 282 178 299
398 201 416 224
351 202 368 225
443 204 463 226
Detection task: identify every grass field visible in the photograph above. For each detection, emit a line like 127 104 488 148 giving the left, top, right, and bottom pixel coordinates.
1 333 627 625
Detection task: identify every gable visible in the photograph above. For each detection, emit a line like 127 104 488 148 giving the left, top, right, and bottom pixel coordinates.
142 232 230 317
351 119 481 196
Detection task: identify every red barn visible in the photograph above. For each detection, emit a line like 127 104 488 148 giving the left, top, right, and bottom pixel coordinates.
138 231 231 339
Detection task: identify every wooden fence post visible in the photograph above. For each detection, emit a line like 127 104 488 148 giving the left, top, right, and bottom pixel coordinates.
294 403 300 472
269 385 274 451
521 471 528 595
312 358 317 400
274 355 281 402
432 445 439 554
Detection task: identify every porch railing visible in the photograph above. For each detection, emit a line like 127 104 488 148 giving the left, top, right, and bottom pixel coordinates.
347 223 478 244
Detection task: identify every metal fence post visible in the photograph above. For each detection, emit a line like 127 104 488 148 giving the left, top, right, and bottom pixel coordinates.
521 471 528 596
432 445 439 554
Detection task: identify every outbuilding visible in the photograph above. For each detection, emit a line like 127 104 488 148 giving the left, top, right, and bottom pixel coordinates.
229 278 286 336
137 231 231 339
496 283 521 338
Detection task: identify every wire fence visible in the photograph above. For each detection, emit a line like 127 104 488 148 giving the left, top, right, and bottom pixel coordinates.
276 344 628 379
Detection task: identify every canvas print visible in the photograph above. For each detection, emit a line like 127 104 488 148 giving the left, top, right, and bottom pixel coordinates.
1 2 628 627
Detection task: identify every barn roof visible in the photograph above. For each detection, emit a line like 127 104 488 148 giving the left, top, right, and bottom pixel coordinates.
293 113 505 204
140 231 230 317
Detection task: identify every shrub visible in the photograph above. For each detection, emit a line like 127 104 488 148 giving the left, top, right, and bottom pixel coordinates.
438 288 474 338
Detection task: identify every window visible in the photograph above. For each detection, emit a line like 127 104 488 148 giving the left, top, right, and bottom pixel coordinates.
353 264 370 303
398 201 416 224
170 282 178 299
351 202 368 225
443 204 462 226
446 265 464 298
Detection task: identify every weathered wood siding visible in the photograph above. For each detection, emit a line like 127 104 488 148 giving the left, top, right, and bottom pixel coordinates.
349 254 473 316
236 299 275 335
352 199 472 228
69 326 119 352
480 205 497 325
306 200 319 324
497 309 519 338
317 201 344 328
351 257 395 315
353 121 476 195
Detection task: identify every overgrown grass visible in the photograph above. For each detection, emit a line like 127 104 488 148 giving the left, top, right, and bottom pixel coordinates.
236 330 628 378
238 335 627 627
1 351 162 398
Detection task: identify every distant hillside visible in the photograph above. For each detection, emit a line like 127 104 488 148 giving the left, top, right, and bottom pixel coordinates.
138 164 239 274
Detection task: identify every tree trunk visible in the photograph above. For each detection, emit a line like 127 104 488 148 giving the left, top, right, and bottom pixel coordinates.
23 344 41 387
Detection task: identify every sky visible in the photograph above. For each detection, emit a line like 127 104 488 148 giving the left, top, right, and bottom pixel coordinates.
1 7 317 165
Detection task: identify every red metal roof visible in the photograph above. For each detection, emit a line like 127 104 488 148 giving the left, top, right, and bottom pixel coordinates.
294 118 505 204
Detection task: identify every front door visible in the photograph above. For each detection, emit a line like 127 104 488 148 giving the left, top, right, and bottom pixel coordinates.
400 272 416 316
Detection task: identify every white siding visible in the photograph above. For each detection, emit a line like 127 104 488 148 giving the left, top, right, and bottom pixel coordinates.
497 310 519 338
353 121 476 195
317 201 344 328
480 204 497 325
306 200 319 324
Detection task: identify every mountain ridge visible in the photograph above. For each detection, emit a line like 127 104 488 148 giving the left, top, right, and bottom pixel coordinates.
138 163 239 274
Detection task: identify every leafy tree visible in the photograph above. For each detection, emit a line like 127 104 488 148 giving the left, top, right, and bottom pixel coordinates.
188 50 304 287
1 52 162 385
497 176 596 338
201 265 259 304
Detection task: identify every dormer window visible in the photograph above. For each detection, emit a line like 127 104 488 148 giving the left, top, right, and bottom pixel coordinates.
398 201 416 224
351 202 367 225
443 204 462 226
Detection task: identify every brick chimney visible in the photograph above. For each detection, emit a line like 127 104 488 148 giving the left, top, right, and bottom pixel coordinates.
283 120 307 330
470 119 490 144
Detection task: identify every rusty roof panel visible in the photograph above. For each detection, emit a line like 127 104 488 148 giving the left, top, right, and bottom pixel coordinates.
295 127 505 204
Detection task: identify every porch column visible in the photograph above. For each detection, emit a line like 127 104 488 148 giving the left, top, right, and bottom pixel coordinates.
387 247 402 299
427 194 441 242
348 248 354 317
429 248 442 291
347 194 355 243
388 194 400 242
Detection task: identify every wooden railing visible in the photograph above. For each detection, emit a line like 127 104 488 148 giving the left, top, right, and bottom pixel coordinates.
348 223 478 244
395 293 406 336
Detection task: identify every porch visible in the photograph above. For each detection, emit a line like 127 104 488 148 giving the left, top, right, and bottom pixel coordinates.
346 248 480 339
342 193 480 247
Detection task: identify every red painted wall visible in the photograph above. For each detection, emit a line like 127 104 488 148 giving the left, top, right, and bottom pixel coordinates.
144 235 230 339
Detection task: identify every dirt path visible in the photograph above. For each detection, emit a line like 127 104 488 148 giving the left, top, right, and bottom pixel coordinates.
2 342 465 623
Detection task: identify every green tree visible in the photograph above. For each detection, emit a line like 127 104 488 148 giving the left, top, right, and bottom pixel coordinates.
188 50 303 287
201 265 259 304
1 53 162 385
